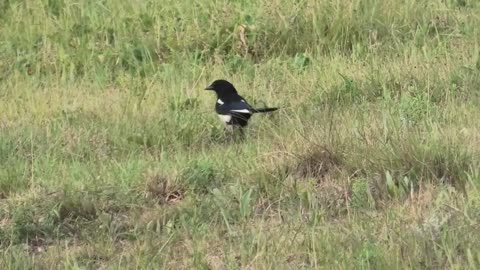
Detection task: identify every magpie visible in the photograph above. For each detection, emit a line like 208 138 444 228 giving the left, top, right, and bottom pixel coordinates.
204 79 279 128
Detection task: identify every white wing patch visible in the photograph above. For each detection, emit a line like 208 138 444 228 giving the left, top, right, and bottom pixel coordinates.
231 109 252 114
240 100 246 103
218 114 232 123
217 99 224 105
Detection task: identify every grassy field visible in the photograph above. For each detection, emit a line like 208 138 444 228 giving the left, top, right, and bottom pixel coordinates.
1 0 480 268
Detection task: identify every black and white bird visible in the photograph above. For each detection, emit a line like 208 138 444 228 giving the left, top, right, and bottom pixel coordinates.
204 79 279 128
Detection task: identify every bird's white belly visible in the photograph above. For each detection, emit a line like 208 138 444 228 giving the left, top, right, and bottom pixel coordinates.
218 114 232 124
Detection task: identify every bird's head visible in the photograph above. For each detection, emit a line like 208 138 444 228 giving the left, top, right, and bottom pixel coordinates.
204 79 238 97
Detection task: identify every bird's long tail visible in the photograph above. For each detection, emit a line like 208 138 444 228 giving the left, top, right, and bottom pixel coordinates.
252 107 279 113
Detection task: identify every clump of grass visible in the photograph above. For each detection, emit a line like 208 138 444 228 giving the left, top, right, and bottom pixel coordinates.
365 135 473 195
7 198 58 247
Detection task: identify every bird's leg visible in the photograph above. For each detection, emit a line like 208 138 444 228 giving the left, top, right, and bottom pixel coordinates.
232 125 246 142
224 124 234 142
225 124 234 133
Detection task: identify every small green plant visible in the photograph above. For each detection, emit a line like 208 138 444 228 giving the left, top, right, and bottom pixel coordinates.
351 178 373 209
292 53 311 71
330 73 362 105
182 159 219 194
385 171 410 199
398 90 431 123
355 242 381 269
231 185 254 221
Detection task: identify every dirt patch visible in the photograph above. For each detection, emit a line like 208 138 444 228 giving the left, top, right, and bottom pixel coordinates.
57 198 97 222
316 181 350 216
294 145 344 181
144 170 184 205
25 237 50 254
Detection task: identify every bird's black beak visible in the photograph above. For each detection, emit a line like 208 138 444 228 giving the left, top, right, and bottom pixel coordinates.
204 85 214 91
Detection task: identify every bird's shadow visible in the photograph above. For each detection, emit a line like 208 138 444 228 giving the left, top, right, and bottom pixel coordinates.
209 126 247 145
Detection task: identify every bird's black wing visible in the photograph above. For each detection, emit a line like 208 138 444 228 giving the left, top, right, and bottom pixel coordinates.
215 100 253 115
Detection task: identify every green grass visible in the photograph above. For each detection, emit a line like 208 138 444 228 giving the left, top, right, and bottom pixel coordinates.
1 0 480 268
